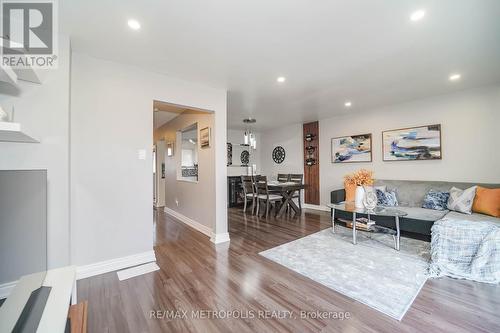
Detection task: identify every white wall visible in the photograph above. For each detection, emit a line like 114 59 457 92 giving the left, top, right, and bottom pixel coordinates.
155 112 216 230
260 85 500 206
227 129 261 176
260 123 303 180
154 140 166 207
0 36 71 269
70 53 228 266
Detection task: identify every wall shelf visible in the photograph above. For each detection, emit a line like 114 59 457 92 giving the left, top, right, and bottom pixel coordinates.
0 64 19 87
0 38 43 87
0 122 39 143
228 142 250 147
0 266 76 333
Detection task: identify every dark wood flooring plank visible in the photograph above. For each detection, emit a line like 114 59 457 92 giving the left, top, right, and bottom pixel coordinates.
77 207 500 333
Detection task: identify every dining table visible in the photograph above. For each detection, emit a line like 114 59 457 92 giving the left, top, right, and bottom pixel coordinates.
267 181 307 218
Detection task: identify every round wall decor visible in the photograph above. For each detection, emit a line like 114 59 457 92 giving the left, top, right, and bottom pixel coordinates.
272 146 286 164
240 150 250 165
227 143 233 166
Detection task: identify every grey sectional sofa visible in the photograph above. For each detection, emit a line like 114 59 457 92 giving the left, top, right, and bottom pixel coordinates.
330 179 500 240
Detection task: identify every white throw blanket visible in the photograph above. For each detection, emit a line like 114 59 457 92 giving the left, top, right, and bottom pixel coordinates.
429 211 500 284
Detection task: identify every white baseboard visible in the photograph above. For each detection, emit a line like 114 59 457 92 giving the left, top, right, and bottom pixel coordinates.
164 207 230 244
164 207 213 237
76 250 156 280
210 232 230 244
0 280 18 299
303 203 330 212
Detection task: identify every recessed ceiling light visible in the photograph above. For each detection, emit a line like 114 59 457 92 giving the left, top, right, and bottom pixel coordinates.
276 76 286 83
410 10 425 22
449 73 461 81
243 118 257 124
344 101 352 107
127 19 141 30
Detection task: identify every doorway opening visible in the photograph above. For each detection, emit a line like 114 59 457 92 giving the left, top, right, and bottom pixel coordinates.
152 100 215 246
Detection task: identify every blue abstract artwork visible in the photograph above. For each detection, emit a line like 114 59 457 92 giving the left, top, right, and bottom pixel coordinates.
331 134 372 163
383 124 441 161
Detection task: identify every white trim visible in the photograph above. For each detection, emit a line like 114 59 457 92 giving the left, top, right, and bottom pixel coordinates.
210 232 230 244
117 262 160 281
164 207 212 237
303 203 330 212
0 280 17 299
71 279 77 305
76 250 156 280
164 207 230 244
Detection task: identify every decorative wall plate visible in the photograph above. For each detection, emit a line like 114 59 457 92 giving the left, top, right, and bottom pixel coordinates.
272 146 286 164
227 143 233 166
240 150 250 165
305 158 316 166
305 133 316 141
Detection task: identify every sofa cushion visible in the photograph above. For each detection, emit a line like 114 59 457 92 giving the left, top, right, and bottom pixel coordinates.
373 180 500 207
422 190 450 211
445 211 500 226
396 206 449 221
447 186 476 214
472 186 500 218
376 189 398 206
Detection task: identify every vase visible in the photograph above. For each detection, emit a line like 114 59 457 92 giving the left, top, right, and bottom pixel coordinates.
363 190 378 210
354 186 365 208
344 182 356 202
0 106 8 122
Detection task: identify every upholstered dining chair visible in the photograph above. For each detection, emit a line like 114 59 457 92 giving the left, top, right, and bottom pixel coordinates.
255 176 283 218
240 175 256 214
277 173 290 182
289 174 303 211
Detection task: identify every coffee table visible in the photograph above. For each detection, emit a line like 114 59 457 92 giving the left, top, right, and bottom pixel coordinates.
327 202 408 250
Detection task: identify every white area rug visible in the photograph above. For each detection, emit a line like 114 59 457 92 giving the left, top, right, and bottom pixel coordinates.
260 226 430 320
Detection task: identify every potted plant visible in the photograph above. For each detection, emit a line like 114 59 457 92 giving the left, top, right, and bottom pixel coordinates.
344 169 374 207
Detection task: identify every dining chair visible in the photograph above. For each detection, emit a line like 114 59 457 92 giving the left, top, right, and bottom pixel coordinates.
289 174 303 211
255 176 283 218
277 173 290 182
240 175 255 214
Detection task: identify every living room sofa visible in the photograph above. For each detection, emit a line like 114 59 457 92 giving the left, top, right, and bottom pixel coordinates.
330 179 500 240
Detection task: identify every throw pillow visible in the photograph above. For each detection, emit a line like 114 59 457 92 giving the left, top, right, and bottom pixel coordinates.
447 186 477 214
375 189 398 207
422 190 450 211
472 186 500 218
363 185 386 194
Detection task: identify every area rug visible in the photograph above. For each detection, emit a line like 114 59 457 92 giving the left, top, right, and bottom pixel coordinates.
259 226 430 320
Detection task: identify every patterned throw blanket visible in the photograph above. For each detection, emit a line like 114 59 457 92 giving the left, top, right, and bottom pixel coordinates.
429 212 500 284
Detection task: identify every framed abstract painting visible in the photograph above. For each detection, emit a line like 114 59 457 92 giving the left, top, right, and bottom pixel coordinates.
331 133 372 163
200 127 211 148
382 124 442 161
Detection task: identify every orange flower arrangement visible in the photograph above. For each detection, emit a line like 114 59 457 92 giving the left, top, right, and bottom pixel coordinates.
344 169 374 186
344 169 374 201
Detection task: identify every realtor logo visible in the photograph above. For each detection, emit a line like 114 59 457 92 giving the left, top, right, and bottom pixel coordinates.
1 0 58 68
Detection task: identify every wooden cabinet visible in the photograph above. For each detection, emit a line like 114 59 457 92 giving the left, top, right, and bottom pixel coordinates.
303 121 320 205
228 176 243 207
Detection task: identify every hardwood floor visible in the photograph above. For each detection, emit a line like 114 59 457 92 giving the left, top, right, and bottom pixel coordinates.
77 208 500 333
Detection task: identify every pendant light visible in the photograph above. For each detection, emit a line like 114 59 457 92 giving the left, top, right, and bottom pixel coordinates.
243 118 257 149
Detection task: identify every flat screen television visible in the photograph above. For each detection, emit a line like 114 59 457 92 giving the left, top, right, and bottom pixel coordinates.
0 170 49 331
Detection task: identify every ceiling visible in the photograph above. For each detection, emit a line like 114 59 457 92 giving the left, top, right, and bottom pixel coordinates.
153 100 184 129
61 0 500 131
153 100 210 129
153 111 178 129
